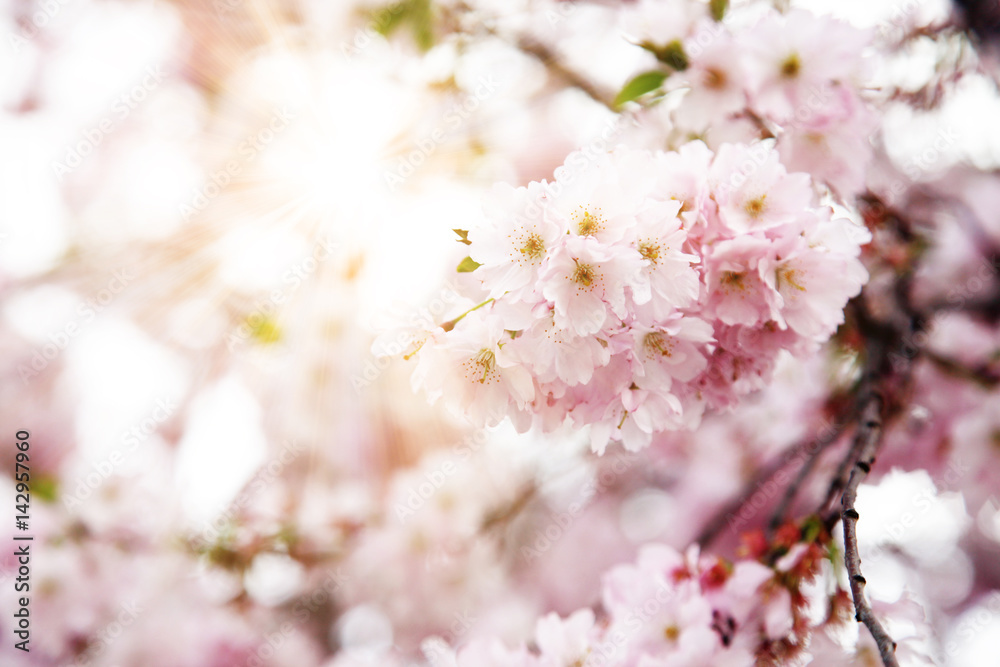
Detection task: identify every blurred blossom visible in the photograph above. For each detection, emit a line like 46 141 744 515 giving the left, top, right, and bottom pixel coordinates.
2 1 1000 666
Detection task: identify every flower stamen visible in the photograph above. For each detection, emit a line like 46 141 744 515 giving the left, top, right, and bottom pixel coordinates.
520 233 545 259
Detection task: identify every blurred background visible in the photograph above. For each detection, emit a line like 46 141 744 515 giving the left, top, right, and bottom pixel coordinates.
1 0 1000 665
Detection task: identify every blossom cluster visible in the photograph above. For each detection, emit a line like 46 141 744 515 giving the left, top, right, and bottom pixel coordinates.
619 3 878 199
403 141 869 452
8 0 1000 665
329 538 926 667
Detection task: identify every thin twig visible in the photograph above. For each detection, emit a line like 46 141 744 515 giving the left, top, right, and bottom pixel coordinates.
840 393 900 667
696 421 843 548
924 349 1000 388
819 418 868 522
767 418 849 535
513 36 617 111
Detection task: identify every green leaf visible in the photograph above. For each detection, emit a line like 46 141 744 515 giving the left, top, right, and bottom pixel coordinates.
710 0 728 22
614 70 668 108
372 0 435 51
456 256 481 273
453 229 472 245
660 40 689 71
372 2 409 37
801 515 823 543
638 40 689 71
410 0 435 52
33 476 59 503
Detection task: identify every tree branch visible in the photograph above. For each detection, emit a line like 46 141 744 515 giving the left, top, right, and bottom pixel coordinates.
513 35 617 111
840 392 900 667
924 348 1000 388
767 418 849 535
695 418 844 548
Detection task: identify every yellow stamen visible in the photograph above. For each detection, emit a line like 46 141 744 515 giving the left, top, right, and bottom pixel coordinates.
781 53 801 78
472 348 496 384
639 241 661 263
575 207 605 236
520 233 545 259
777 266 806 292
744 195 767 219
572 262 595 287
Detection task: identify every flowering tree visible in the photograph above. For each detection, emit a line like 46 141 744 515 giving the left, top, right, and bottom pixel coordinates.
1 0 999 666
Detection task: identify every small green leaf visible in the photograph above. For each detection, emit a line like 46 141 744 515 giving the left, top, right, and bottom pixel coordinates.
453 229 472 245
410 0 435 52
801 515 823 543
710 0 728 22
614 70 668 108
34 476 59 503
638 40 689 71
372 2 409 37
456 256 481 273
660 40 689 71
372 0 435 51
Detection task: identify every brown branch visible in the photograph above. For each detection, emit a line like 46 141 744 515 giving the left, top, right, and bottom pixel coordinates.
696 420 843 548
819 415 869 521
738 108 777 140
767 418 849 535
924 348 1000 387
481 484 536 533
840 393 900 667
512 36 617 111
